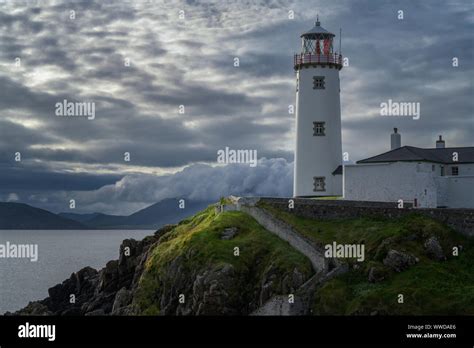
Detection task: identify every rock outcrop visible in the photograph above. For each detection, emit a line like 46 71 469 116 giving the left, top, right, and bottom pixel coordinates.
8 226 170 316
423 236 446 260
383 250 419 272
367 265 387 283
9 221 313 316
220 227 239 240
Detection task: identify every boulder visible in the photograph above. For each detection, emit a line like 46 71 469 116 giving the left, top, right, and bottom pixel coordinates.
98 260 119 293
383 250 418 272
374 236 397 261
220 227 239 240
423 237 445 260
118 239 142 288
75 266 99 300
368 266 386 283
47 275 78 312
81 292 115 314
111 288 133 315
85 309 106 316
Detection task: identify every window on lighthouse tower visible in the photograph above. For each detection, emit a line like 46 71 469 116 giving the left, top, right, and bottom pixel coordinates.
313 76 325 89
313 177 326 192
313 122 325 136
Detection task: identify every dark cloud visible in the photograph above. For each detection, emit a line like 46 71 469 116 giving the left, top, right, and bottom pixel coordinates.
0 9 44 34
0 164 122 192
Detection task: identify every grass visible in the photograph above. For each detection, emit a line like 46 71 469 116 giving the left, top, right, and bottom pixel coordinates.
258 202 474 315
259 202 466 260
134 205 313 315
311 196 342 200
314 248 474 315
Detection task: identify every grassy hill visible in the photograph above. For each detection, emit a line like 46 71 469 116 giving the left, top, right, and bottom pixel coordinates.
134 206 313 315
259 202 474 315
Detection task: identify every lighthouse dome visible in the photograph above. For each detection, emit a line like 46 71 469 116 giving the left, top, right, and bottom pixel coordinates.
301 19 335 38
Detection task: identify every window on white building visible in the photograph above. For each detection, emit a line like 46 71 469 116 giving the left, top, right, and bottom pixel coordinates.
313 177 326 192
313 76 325 89
313 122 325 136
451 166 459 176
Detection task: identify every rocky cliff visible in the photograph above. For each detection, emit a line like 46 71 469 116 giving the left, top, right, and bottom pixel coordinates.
12 228 164 316
11 206 313 315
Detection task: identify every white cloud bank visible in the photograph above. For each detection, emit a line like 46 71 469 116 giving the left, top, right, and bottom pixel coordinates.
34 158 293 215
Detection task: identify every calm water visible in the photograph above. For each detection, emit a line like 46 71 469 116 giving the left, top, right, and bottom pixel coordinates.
0 229 154 314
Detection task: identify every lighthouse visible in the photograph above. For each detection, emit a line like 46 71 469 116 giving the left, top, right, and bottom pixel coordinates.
293 17 343 197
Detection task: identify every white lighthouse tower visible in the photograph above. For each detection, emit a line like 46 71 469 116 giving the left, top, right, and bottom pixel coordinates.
293 17 343 197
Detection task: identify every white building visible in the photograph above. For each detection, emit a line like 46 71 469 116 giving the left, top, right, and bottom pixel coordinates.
291 21 473 208
293 18 343 197
344 130 474 208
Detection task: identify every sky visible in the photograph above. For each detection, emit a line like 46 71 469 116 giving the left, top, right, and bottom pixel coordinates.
0 0 473 214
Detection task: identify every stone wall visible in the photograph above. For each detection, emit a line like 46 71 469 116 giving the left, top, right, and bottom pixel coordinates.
241 205 329 273
214 203 239 214
260 197 413 208
258 198 474 238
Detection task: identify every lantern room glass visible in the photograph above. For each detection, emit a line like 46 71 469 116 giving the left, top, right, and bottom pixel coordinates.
302 37 334 55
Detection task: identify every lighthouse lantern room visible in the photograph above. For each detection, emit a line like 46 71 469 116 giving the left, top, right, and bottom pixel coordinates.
293 17 343 197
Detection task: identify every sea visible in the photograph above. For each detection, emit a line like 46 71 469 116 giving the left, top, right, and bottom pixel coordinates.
0 229 154 314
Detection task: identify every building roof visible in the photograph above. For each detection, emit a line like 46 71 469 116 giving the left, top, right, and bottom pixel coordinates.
357 146 474 165
301 20 335 38
332 165 343 175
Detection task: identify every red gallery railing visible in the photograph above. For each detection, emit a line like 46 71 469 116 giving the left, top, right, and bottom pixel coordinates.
294 53 343 67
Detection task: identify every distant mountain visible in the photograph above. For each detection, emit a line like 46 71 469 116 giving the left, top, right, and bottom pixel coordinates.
0 199 214 230
57 212 103 224
0 202 87 229
119 198 213 227
59 198 214 229
59 212 127 229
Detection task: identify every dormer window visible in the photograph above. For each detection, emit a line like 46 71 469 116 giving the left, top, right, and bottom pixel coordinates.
313 76 325 89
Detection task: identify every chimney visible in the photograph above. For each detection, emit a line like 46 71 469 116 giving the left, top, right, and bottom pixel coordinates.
391 128 401 150
436 135 445 148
